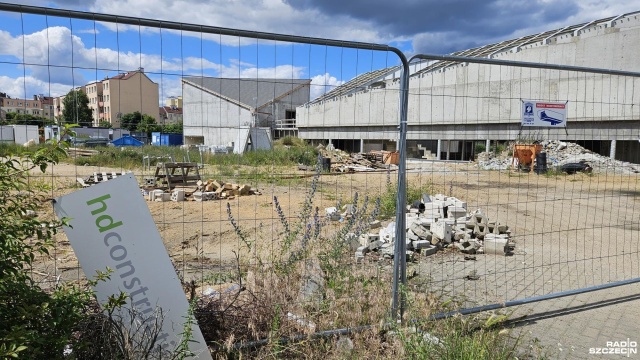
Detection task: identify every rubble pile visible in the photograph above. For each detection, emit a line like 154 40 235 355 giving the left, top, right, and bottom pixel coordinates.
332 193 515 262
477 140 640 174
302 145 397 173
145 179 259 202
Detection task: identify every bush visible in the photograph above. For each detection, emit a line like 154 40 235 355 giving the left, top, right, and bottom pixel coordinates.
379 173 436 219
0 131 93 358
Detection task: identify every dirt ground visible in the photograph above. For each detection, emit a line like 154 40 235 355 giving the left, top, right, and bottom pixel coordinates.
22 158 639 358
33 160 639 293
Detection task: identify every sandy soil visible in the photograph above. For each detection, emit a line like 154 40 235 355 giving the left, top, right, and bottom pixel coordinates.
29 160 640 302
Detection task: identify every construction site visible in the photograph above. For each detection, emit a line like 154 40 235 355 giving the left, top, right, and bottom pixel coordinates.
1 2 639 359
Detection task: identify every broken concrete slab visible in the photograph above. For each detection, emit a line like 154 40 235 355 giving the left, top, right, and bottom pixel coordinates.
431 220 452 243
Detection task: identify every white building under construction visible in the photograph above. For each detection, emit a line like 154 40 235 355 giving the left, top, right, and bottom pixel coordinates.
296 12 640 164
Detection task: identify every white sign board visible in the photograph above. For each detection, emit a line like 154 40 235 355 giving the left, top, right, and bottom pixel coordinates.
522 100 567 127
53 174 211 359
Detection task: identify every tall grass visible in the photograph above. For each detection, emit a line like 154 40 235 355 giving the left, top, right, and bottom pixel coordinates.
205 158 543 359
69 143 318 169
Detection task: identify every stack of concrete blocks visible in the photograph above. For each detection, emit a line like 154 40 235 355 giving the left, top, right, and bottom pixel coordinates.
196 179 257 200
352 193 515 262
192 191 218 201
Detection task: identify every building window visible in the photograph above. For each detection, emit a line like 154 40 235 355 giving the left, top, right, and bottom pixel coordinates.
285 110 296 119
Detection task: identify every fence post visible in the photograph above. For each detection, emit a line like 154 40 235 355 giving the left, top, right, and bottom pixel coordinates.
391 50 410 322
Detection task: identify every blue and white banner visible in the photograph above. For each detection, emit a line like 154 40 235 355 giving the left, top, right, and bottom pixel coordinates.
522 100 567 127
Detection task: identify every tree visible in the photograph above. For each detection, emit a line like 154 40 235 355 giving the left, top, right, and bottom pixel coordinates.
61 89 92 127
98 120 113 129
120 111 142 131
162 121 183 134
136 114 161 137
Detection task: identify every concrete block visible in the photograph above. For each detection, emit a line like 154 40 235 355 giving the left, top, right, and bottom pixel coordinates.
326 207 341 221
356 246 369 255
434 194 447 201
381 243 394 258
342 204 356 217
431 220 452 242
413 240 431 250
410 222 431 238
407 229 420 241
380 222 396 241
454 200 467 210
369 220 381 229
447 206 467 219
483 237 515 255
367 233 380 242
421 245 438 256
154 192 171 202
171 189 185 202
148 189 164 201
143 177 156 186
473 223 489 239
471 210 488 224
368 240 383 251
453 231 469 241
193 191 217 201
358 234 369 247
422 193 432 203
416 217 433 227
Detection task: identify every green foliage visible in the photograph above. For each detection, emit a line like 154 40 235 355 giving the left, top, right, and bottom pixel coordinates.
98 120 113 128
274 136 306 148
474 143 486 154
2 113 54 127
378 174 436 219
137 114 162 136
162 121 183 134
120 111 143 131
0 125 94 358
62 90 93 127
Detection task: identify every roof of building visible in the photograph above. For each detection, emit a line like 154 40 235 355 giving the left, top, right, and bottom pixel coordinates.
182 77 311 110
311 11 640 103
309 67 397 105
160 106 183 114
109 68 155 83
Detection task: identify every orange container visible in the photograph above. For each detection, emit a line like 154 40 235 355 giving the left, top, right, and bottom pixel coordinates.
512 144 542 171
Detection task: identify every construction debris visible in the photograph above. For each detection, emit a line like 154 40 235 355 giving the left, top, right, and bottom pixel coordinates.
478 140 640 174
352 193 515 261
77 171 131 187
143 179 260 202
307 145 398 173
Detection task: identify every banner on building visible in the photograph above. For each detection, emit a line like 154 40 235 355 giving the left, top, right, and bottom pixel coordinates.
522 100 567 127
53 174 211 359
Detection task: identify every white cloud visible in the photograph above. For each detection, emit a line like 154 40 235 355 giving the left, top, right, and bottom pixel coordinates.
88 0 386 44
0 75 71 99
310 72 344 100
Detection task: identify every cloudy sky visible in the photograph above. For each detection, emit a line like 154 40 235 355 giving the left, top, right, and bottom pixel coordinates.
1 0 640 101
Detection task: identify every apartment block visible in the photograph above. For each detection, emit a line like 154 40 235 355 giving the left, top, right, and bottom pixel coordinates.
53 68 159 127
0 92 55 120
